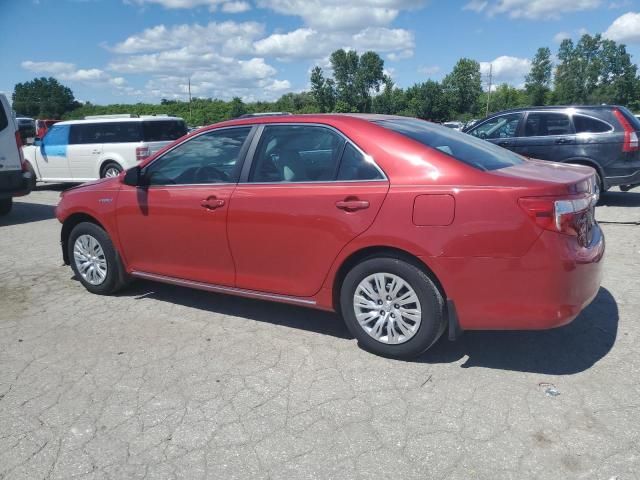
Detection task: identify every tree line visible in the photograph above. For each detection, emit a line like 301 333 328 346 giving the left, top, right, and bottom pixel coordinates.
12 33 640 126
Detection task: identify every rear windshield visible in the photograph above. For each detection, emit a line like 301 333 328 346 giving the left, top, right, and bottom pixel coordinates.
142 120 187 142
617 106 640 131
375 118 525 171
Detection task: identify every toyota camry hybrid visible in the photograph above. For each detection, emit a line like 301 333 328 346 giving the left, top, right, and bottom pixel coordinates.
55 114 604 358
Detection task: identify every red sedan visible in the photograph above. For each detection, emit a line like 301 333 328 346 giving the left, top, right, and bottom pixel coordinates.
55 114 604 358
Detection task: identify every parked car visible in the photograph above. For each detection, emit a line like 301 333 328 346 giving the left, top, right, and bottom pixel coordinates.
16 117 36 144
23 114 188 183
464 105 640 191
56 114 603 358
443 121 464 131
36 119 61 139
0 95 34 215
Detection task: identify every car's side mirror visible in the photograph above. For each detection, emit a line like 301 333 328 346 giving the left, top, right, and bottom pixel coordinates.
122 166 147 187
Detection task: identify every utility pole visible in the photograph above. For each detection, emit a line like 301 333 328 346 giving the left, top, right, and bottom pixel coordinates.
485 63 493 117
188 77 192 124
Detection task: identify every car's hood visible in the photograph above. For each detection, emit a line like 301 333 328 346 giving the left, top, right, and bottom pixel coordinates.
62 176 122 195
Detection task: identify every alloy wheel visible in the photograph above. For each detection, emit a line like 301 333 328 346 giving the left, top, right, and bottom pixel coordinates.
73 234 108 285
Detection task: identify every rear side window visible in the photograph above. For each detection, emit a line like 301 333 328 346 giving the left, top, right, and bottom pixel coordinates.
337 143 384 181
573 115 612 134
376 118 524 171
524 112 573 136
0 104 8 132
142 120 187 142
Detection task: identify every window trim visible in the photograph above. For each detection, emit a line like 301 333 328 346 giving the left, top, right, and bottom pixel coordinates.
467 112 525 140
141 125 257 188
238 122 388 185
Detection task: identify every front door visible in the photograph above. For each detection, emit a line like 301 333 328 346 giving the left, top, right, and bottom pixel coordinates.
115 126 254 286
228 124 389 298
467 112 525 154
38 124 72 180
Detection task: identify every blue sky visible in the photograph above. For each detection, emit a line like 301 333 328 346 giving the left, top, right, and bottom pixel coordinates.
2 0 640 105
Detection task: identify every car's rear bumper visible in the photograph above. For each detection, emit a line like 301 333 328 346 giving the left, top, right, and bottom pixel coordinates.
0 170 33 199
425 224 605 330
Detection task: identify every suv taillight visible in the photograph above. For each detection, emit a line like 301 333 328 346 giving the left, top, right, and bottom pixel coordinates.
519 194 596 244
136 146 150 161
613 108 639 152
15 130 27 170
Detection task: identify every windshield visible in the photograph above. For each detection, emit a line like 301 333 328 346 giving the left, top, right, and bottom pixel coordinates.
375 118 525 171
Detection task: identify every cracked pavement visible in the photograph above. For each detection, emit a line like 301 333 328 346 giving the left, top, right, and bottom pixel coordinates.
1 186 639 479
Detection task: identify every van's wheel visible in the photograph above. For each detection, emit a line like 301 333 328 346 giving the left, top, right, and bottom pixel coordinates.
68 222 129 295
0 198 12 216
340 256 445 359
101 162 122 178
25 163 37 190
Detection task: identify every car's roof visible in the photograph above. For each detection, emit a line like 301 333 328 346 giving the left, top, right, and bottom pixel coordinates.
206 113 415 130
490 105 620 115
56 116 185 126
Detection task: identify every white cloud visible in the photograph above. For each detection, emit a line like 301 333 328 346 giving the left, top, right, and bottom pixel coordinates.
127 0 226 11
110 21 263 54
604 12 640 43
221 0 250 12
257 0 426 31
554 31 571 43
470 0 601 19
418 65 440 76
480 55 531 85
21 61 76 75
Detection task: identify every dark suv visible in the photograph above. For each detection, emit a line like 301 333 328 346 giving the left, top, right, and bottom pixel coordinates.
464 105 640 191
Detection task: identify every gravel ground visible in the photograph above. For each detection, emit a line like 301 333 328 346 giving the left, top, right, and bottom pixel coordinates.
1 185 639 480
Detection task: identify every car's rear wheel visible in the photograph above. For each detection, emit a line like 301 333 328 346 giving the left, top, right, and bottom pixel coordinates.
340 256 445 359
68 222 128 295
0 198 12 216
101 162 122 178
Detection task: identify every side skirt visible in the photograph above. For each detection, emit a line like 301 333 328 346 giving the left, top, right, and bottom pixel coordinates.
130 271 318 307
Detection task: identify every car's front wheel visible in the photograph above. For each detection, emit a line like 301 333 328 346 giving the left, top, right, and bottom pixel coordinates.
68 222 129 295
340 256 446 359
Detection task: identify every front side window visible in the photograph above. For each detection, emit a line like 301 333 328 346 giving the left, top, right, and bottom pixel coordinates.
377 118 524 171
524 112 573 137
250 125 345 183
144 127 251 186
42 124 71 156
469 113 522 140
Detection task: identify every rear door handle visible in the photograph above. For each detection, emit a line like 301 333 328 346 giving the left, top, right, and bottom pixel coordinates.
201 197 225 210
497 140 511 146
555 138 572 144
336 199 370 212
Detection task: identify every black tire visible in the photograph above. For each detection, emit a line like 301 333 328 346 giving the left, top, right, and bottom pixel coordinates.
68 222 129 295
340 256 445 359
100 162 122 179
25 162 37 191
0 197 12 216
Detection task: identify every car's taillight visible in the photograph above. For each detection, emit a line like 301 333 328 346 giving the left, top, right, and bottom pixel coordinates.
519 195 594 237
136 146 150 161
15 130 27 170
613 108 639 152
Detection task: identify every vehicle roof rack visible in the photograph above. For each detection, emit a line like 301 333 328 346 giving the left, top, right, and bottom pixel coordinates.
238 112 292 118
84 114 139 120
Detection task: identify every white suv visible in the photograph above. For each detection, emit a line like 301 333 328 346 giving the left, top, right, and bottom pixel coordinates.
22 115 187 182
0 94 33 216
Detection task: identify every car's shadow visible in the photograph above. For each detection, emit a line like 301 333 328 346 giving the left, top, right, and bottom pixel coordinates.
117 281 617 375
599 189 640 207
0 201 55 226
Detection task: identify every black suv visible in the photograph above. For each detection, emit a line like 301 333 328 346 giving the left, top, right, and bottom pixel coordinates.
464 105 640 191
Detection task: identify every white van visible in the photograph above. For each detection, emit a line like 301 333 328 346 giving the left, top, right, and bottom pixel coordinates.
22 115 188 182
0 94 33 216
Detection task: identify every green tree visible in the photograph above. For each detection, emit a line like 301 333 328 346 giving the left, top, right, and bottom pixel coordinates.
310 66 336 113
483 84 527 113
12 77 79 118
525 47 552 106
404 80 450 121
372 76 407 115
442 58 482 117
228 97 246 118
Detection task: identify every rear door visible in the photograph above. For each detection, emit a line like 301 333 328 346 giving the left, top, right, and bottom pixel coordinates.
227 124 389 298
67 123 103 180
518 111 576 161
0 96 21 173
466 112 525 153
37 124 72 179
